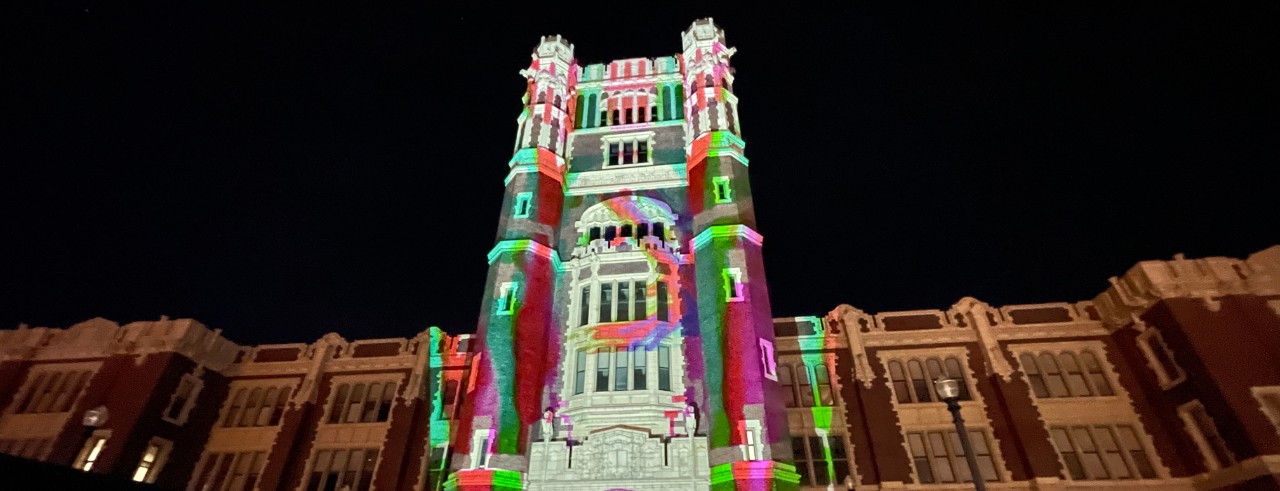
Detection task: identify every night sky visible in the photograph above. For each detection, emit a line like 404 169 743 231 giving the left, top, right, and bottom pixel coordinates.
6 4 1277 344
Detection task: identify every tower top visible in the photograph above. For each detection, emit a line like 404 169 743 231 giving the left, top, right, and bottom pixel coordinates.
682 18 726 50
531 34 574 64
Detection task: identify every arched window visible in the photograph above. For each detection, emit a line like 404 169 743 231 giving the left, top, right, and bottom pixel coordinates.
586 94 598 128
256 388 279 426
797 366 815 407
1038 353 1070 397
908 360 931 403
239 388 263 427
271 386 291 425
814 364 834 406
943 357 971 400
1081 352 1114 396
889 361 911 404
1060 353 1091 396
574 95 584 128
1021 354 1049 398
327 384 349 423
778 364 797 407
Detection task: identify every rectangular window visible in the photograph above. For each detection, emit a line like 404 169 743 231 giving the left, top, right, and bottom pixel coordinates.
579 286 591 327
798 366 815 407
1138 329 1185 388
617 282 630 322
1050 424 1157 480
603 135 654 167
17 369 92 414
496 282 517 315
326 381 398 424
1179 400 1235 470
614 349 629 391
574 350 586 395
131 437 172 483
192 451 268 491
723 268 743 302
163 374 203 425
305 448 379 491
74 430 111 471
513 192 532 218
599 283 612 323
658 346 671 391
906 430 999 483
634 281 647 320
633 349 647 390
656 281 669 321
779 365 797 408
595 349 611 392
814 364 834 406
712 176 733 203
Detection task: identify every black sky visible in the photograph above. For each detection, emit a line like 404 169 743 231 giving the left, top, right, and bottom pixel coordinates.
5 4 1278 344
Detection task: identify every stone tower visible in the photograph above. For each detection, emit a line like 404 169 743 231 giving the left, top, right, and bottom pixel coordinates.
448 19 796 491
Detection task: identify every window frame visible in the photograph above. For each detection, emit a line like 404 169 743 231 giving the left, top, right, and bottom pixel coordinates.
600 132 656 168
323 376 401 426
512 192 533 219
74 429 112 472
495 281 518 316
712 176 733 203
131 436 174 483
1178 399 1236 471
162 372 204 426
1136 328 1186 389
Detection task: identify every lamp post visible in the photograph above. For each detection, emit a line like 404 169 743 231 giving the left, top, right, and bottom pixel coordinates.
933 379 986 491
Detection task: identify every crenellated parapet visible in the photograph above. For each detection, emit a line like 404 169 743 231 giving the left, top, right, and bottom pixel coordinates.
1093 246 1280 329
0 316 241 371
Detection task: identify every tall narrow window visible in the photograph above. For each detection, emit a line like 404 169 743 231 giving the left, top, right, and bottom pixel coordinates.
1060 353 1091 396
131 438 171 483
1039 353 1069 397
579 286 591 327
674 85 685 116
496 282 518 315
713 176 733 203
608 143 621 166
653 222 665 241
1021 354 1049 398
636 223 649 238
908 360 932 402
1081 352 1114 396
595 350 611 392
633 281 647 319
614 349 629 391
633 349 647 390
599 283 613 323
1138 329 1185 388
656 281 669 321
649 106 657 122
224 388 248 427
1180 400 1235 469
779 365 797 407
163 373 202 425
624 107 633 124
798 366 815 407
512 192 532 218
723 268 744 302
622 142 635 164
585 94 597 128
611 109 620 126
74 431 110 471
599 110 608 127
793 437 812 485
814 364 834 406
637 141 648 163
658 346 671 391
604 225 617 241
810 437 830 485
574 350 586 395
619 223 633 238
617 282 631 322
574 95 584 128
889 361 912 404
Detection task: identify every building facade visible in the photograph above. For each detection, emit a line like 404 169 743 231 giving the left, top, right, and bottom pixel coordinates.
3 18 1280 491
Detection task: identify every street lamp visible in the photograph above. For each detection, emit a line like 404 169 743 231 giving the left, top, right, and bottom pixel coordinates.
933 379 986 491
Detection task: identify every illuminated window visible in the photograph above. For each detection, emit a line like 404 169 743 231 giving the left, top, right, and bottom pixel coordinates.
132 437 172 483
496 282 518 315
723 268 743 302
1178 400 1235 470
907 429 999 483
1049 424 1157 480
1137 329 1185 389
887 355 972 404
712 176 733 203
513 192 532 218
792 435 851 486
162 373 203 425
191 450 267 491
1019 349 1114 398
325 380 397 424
741 420 762 460
74 430 111 471
305 448 379 491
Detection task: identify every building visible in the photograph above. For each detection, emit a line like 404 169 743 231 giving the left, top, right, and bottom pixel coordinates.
3 18 1280 491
